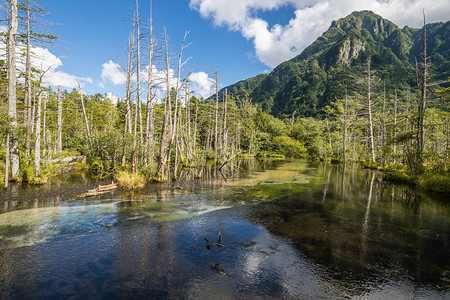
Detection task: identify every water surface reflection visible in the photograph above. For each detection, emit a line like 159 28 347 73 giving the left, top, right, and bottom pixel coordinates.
0 160 448 299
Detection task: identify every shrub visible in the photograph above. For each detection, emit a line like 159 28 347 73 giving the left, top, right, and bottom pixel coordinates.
115 171 146 190
418 174 450 193
73 161 89 172
205 150 215 160
20 165 34 182
273 136 307 158
385 167 415 184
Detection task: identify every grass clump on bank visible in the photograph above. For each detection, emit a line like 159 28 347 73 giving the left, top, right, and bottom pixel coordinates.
418 174 450 193
384 167 415 184
383 163 450 194
115 171 146 190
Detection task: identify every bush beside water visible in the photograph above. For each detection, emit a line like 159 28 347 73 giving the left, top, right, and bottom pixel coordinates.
115 171 146 190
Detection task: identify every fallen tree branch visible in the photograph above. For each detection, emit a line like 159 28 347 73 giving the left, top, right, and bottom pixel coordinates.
75 182 118 199
218 153 240 171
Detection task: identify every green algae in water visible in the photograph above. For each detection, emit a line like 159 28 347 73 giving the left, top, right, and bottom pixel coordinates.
0 160 326 250
0 203 120 249
122 200 233 224
0 203 119 227
0 197 233 249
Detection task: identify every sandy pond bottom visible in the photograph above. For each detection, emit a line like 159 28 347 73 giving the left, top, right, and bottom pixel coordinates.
0 160 449 299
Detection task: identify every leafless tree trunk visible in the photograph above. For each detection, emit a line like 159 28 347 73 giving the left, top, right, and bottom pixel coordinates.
34 89 42 178
214 68 219 163
145 0 155 170
132 2 143 173
366 56 376 163
121 32 135 166
445 118 449 167
56 85 62 153
126 33 134 134
42 93 47 157
416 11 428 171
133 33 138 154
326 116 332 150
290 111 296 133
135 2 143 152
157 29 171 180
31 85 36 133
393 90 398 164
221 88 228 160
381 83 386 167
24 0 32 155
6 0 20 183
343 86 348 162
165 31 191 177
193 96 199 162
186 81 191 139
77 78 91 138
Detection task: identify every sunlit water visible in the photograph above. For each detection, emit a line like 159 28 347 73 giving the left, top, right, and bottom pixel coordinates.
0 160 448 299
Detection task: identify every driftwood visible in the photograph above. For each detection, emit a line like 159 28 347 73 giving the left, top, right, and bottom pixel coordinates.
218 153 240 170
76 183 118 199
50 155 86 164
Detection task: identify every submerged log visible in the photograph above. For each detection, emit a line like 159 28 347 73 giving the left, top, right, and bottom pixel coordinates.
76 182 118 199
210 263 227 274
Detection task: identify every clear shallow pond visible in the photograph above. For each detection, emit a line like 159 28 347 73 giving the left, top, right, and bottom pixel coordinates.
0 160 449 299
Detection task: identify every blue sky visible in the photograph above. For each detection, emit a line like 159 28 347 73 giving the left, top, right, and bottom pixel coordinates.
39 0 271 98
9 0 449 99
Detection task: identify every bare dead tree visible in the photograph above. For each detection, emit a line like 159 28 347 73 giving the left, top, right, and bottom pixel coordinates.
145 0 155 171
416 11 428 171
5 0 20 186
157 28 171 181
56 85 62 153
221 88 228 161
77 77 91 138
214 68 219 163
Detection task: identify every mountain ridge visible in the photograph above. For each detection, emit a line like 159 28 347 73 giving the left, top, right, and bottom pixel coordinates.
220 10 449 117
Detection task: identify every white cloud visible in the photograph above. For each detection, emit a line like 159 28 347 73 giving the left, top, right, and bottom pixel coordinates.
100 60 126 85
44 70 92 88
102 61 179 94
0 42 92 88
190 71 215 98
144 64 178 91
190 0 450 68
105 92 119 103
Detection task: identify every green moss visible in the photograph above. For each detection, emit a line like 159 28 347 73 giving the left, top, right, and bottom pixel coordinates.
385 168 415 184
150 212 195 223
256 152 285 159
73 161 89 171
418 174 450 193
28 176 48 185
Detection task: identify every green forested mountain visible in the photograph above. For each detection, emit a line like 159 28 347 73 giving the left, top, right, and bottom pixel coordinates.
223 10 450 118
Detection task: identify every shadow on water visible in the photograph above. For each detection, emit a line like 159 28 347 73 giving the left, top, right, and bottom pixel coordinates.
0 160 448 299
